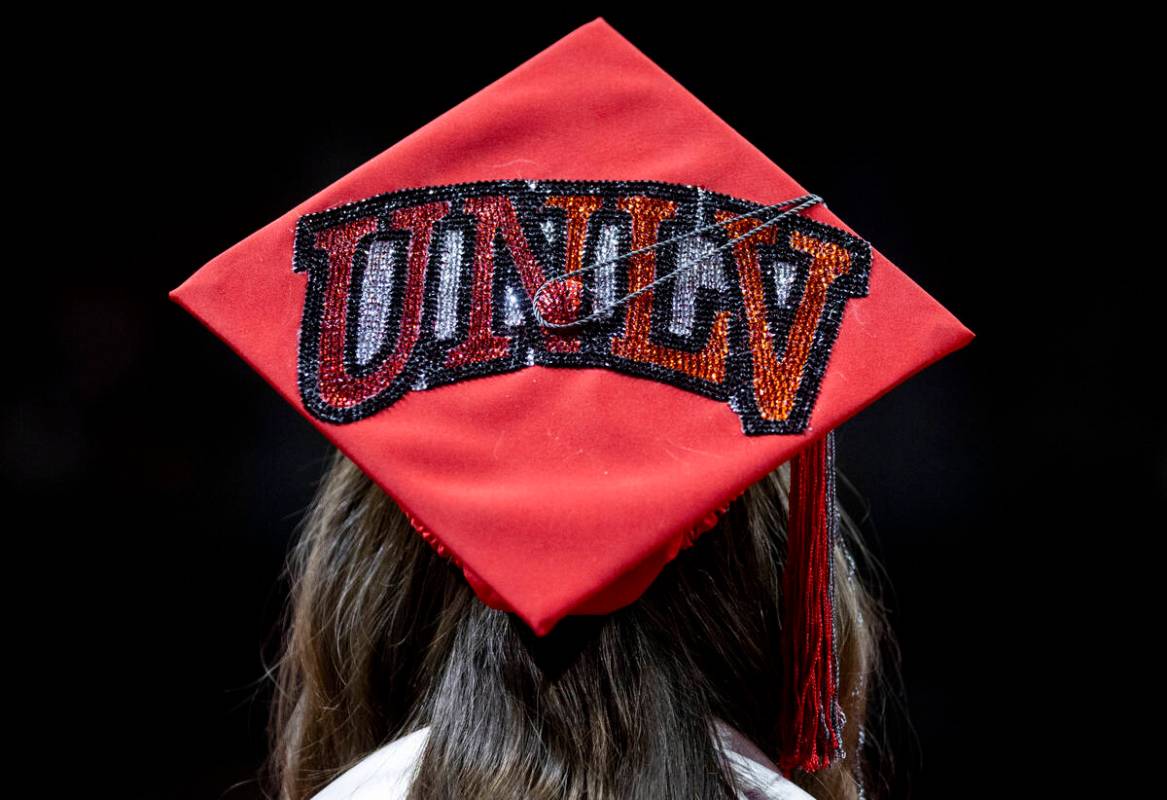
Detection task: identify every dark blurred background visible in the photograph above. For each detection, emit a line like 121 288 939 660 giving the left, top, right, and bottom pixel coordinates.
9 9 1151 799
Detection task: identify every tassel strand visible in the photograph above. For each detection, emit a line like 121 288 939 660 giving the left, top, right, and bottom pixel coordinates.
779 430 845 773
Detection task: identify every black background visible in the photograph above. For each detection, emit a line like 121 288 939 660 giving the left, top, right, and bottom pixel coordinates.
11 9 1152 799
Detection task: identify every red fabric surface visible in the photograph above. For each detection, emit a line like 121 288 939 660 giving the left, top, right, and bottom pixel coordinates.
169 17 974 636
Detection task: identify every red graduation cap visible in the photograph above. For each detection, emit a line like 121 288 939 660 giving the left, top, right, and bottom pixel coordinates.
170 18 973 775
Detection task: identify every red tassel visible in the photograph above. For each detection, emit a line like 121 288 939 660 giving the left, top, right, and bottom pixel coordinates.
778 430 844 774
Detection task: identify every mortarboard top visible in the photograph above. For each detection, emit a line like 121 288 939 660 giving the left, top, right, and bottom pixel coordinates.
170 17 973 773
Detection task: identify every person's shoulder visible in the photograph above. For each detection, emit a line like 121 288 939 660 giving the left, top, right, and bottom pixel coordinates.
308 726 430 800
714 717 816 800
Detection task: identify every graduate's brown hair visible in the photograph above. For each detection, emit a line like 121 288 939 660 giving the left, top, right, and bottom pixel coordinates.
263 449 901 800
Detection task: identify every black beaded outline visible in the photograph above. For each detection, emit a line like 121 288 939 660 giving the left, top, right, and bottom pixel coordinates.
292 179 871 436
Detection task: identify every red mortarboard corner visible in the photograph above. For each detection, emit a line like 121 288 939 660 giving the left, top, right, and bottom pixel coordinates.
169 17 973 774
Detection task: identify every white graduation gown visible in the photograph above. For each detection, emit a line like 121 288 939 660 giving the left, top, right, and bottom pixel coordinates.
309 718 815 800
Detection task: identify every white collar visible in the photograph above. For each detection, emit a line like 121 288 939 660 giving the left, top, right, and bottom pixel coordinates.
310 719 814 800
308 725 428 800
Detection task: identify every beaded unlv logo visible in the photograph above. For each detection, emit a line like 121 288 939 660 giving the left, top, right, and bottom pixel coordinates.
292 179 871 435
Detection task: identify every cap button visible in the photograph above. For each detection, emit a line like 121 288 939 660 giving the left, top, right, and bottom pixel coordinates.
535 279 583 327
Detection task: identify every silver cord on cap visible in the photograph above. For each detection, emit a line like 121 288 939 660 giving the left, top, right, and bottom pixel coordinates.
531 192 824 330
